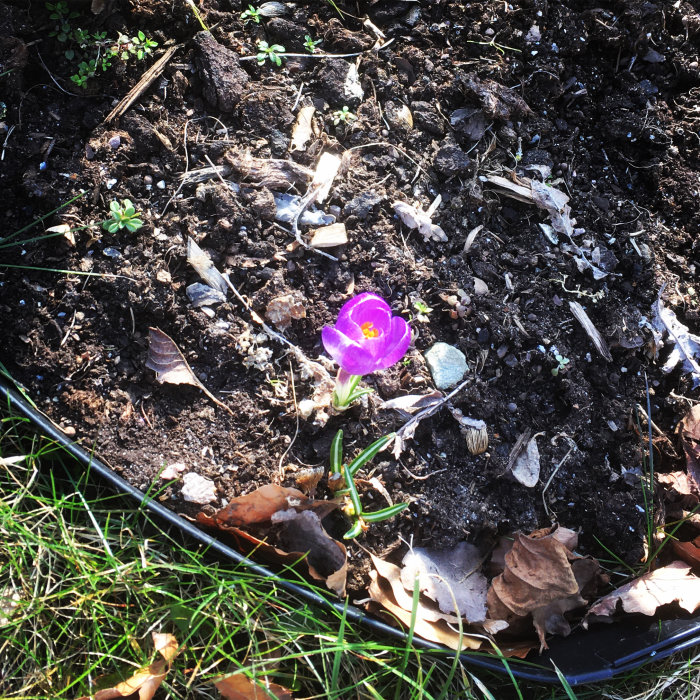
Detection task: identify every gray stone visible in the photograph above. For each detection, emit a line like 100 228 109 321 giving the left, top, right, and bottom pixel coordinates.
424 342 468 390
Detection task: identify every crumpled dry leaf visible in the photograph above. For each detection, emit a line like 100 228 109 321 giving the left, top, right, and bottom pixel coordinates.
400 543 488 623
145 327 233 415
586 561 700 620
197 486 346 595
651 294 700 387
393 200 447 243
215 673 292 699
368 570 482 651
199 484 335 528
77 633 179 700
658 471 700 509
265 295 306 331
487 527 602 650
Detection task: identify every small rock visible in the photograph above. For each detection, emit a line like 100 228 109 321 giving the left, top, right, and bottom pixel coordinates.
424 342 468 390
108 134 121 149
181 472 217 504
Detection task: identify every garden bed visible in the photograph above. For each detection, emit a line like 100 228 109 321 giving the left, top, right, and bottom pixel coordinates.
2 0 700 656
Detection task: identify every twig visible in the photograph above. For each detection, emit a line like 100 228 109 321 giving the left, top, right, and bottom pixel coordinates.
290 184 338 261
278 359 299 480
393 378 471 456
104 45 179 123
542 434 577 520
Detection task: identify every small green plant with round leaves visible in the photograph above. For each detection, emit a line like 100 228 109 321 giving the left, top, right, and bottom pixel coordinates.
328 430 408 539
241 4 262 23
102 199 144 233
304 35 322 53
551 352 570 376
256 41 286 66
332 106 357 125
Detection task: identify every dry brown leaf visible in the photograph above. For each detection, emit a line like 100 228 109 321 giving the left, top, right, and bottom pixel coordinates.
145 327 233 415
197 490 346 595
380 391 443 415
370 554 462 624
400 543 488 623
215 672 292 699
587 561 700 619
77 633 179 700
200 484 336 528
294 466 324 496
679 405 700 488
487 529 601 650
265 295 306 330
672 536 700 569
658 471 700 509
311 152 341 203
368 572 482 651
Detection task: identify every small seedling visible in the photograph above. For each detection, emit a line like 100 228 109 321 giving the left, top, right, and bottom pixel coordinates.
303 35 322 53
102 199 144 233
241 4 262 23
551 352 570 377
412 299 432 323
256 41 285 66
329 430 408 539
332 106 357 125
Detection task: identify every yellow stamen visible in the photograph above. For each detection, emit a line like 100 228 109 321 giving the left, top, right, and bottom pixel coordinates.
360 321 380 338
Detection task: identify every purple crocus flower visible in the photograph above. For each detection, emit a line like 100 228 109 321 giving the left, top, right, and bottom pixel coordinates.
322 293 411 408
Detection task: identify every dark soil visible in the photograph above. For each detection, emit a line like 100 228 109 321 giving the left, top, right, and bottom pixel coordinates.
2 0 699 619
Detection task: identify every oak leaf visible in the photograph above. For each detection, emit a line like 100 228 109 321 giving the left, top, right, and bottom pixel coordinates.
215 673 292 699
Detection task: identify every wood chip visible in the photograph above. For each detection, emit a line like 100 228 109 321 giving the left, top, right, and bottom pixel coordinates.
569 301 612 361
309 223 348 248
290 105 315 152
312 152 341 203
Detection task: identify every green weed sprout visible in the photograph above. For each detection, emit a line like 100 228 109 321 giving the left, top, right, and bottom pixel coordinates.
304 35 322 53
256 41 285 66
332 106 356 125
329 430 408 539
102 199 144 233
241 4 262 23
551 352 570 377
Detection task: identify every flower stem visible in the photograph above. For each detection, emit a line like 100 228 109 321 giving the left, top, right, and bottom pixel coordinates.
332 368 373 410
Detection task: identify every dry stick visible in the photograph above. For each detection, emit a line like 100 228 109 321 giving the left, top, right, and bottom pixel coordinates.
394 378 472 455
290 183 338 262
104 45 179 123
277 359 300 480
221 275 333 385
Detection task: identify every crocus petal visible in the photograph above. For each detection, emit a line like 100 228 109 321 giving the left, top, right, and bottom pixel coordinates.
347 295 393 336
321 326 377 375
374 315 411 370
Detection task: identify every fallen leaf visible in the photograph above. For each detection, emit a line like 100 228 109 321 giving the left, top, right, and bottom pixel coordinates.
400 543 488 622
587 561 700 619
672 536 700 569
368 571 481 651
46 223 76 246
508 432 540 488
294 466 324 496
215 673 292 700
187 237 228 295
201 484 335 528
197 486 344 594
77 633 179 700
145 327 233 416
652 294 700 387
289 104 315 153
265 295 306 331
679 406 700 489
487 528 602 650
658 470 700 509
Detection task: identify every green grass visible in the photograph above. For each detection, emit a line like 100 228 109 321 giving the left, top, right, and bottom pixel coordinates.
1 406 700 699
